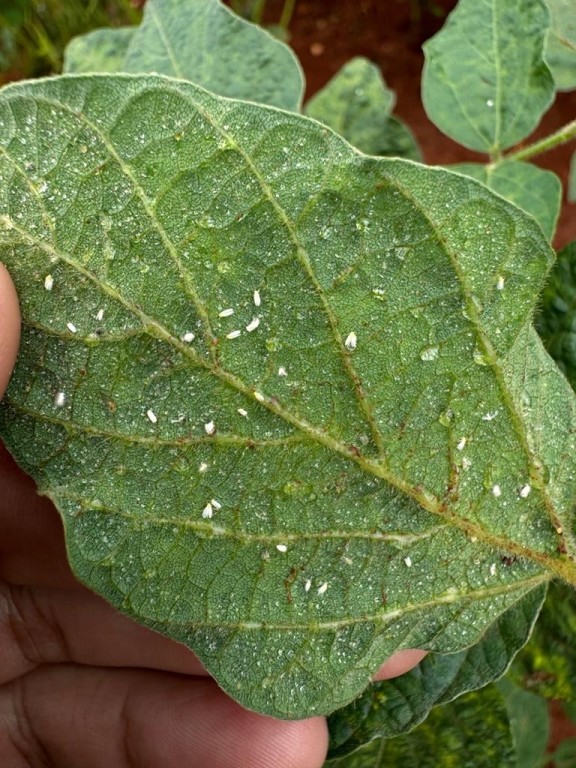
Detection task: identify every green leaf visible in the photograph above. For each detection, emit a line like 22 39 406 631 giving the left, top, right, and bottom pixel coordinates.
328 587 545 758
326 686 516 767
63 27 136 75
496 678 550 768
61 0 303 111
450 162 562 241
304 57 420 160
536 242 576 390
552 738 576 768
122 0 304 110
422 0 556 153
508 580 576 700
0 74 575 719
544 0 576 91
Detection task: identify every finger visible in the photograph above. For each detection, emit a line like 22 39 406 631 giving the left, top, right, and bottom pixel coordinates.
1 582 207 685
0 262 20 397
0 444 77 589
1 665 328 768
373 649 428 680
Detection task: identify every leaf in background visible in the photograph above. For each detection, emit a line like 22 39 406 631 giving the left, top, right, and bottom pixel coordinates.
327 586 545 758
536 242 576 390
423 0 555 153
544 0 576 91
496 678 550 768
63 27 135 74
551 738 576 768
569 151 576 202
62 0 303 111
123 0 304 110
326 686 516 767
305 57 420 160
507 580 576 700
0 74 575 719
450 161 562 241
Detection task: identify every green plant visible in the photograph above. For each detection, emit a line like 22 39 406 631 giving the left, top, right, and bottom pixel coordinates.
0 0 141 80
0 0 575 764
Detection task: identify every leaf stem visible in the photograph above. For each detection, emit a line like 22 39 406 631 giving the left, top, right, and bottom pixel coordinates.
505 119 576 163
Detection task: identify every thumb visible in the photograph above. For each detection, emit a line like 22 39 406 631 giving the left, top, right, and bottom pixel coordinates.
0 263 20 398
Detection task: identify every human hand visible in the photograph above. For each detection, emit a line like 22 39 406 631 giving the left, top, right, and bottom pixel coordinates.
0 264 425 767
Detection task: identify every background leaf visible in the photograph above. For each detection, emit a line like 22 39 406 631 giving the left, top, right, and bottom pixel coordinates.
122 0 304 110
327 586 546 758
537 242 576 390
507 580 576 700
62 0 303 111
422 0 556 153
496 678 550 768
450 161 562 241
544 0 576 91
304 57 420 160
63 27 135 74
326 686 516 767
0 74 574 719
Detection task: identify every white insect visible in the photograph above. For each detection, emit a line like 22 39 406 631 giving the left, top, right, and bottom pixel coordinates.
253 290 261 307
492 485 502 497
278 366 288 377
276 544 288 553
344 332 357 351
54 391 66 408
496 275 505 290
66 322 77 334
237 408 248 417
226 329 241 339
317 582 329 595
199 462 208 473
219 308 234 318
456 437 467 451
202 503 213 519
254 391 265 402
96 308 105 321
519 484 531 498
181 331 195 342
304 579 312 592
204 420 215 435
146 409 157 424
404 556 412 568
246 317 260 332
211 499 222 511
44 274 54 291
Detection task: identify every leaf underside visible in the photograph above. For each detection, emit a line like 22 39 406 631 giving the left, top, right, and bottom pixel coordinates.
0 74 575 719
451 161 562 242
327 585 545 758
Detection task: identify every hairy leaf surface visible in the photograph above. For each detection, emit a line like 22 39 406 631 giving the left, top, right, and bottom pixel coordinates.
0 74 575 719
304 58 420 160
451 162 562 241
327 586 545 757
423 0 555 153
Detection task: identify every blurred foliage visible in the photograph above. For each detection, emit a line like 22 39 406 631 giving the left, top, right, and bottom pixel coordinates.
0 0 142 81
